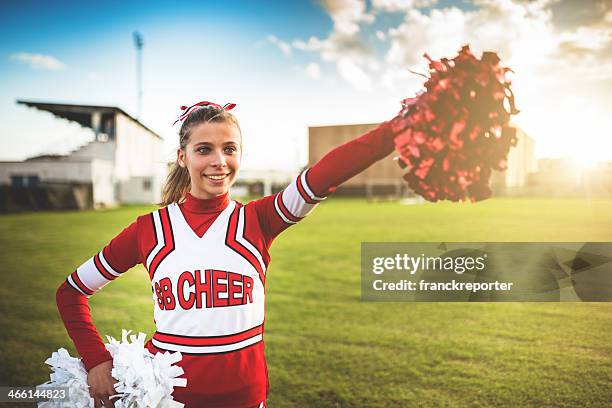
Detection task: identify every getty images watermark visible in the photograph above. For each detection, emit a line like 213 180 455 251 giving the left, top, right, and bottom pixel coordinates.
361 243 612 302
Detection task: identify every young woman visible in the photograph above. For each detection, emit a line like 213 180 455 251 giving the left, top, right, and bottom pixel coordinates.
56 101 399 407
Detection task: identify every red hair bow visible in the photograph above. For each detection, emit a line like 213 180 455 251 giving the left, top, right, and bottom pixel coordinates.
173 101 236 125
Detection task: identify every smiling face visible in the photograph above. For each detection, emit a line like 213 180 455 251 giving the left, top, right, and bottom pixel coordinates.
177 121 242 199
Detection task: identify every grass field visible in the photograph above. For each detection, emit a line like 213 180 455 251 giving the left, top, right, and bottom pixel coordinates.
1 197 611 407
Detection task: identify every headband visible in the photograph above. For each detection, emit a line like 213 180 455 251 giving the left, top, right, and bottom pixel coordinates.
172 101 236 126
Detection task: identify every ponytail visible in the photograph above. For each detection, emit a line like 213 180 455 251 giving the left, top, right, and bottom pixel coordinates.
159 161 191 206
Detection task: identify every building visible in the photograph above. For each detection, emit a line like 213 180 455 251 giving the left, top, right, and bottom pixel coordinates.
490 126 537 195
308 123 405 197
308 122 536 198
0 100 166 212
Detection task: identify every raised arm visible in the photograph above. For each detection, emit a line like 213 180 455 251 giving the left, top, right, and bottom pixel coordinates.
307 119 396 197
250 119 397 246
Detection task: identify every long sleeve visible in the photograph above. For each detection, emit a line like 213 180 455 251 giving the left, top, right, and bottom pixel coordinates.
250 120 396 245
56 281 113 371
307 119 396 197
56 220 140 371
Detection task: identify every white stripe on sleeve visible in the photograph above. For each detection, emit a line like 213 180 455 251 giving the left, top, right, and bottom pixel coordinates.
76 257 112 293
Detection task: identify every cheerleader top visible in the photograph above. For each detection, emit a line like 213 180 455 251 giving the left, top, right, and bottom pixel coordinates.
56 120 395 407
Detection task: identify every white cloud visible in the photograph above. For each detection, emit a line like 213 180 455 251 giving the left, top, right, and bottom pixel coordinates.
293 32 372 62
380 64 423 90
558 23 612 52
278 0 612 159
265 35 292 56
9 52 65 70
320 0 374 36
305 62 321 79
386 7 469 68
290 1 378 89
292 36 324 51
337 59 372 90
290 0 612 93
415 1 608 83
371 0 438 12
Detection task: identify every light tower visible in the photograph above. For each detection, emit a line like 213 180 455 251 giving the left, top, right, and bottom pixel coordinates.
133 31 144 118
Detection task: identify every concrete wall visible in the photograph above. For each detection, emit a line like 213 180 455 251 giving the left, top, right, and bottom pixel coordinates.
0 160 94 184
0 159 115 206
482 127 537 196
308 123 403 188
115 113 167 203
504 127 537 188
1 111 167 208
70 139 115 161
119 175 158 204
90 159 116 206
309 123 543 198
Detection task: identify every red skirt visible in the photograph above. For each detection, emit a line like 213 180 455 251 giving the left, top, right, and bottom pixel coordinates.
145 339 268 408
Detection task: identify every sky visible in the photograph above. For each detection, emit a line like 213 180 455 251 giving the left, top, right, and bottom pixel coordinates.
0 0 611 171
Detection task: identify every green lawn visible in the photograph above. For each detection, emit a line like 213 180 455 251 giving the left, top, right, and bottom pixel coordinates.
1 198 611 407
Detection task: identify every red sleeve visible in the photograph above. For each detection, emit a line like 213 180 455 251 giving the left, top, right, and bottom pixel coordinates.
251 120 396 246
56 281 113 371
248 194 290 248
307 119 396 197
56 218 140 371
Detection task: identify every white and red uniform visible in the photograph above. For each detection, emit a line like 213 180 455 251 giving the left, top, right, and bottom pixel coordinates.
56 121 396 407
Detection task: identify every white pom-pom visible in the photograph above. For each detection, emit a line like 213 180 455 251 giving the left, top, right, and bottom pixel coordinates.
39 331 186 407
38 348 93 407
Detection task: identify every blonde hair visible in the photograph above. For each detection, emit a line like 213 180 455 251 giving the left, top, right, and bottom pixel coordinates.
159 106 241 206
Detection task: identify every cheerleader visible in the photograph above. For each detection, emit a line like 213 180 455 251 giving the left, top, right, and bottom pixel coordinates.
56 101 399 407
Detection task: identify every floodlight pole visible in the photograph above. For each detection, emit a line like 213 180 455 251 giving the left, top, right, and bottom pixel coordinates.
133 31 144 119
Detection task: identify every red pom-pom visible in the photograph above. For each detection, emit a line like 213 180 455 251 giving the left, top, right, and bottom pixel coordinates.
393 45 519 202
